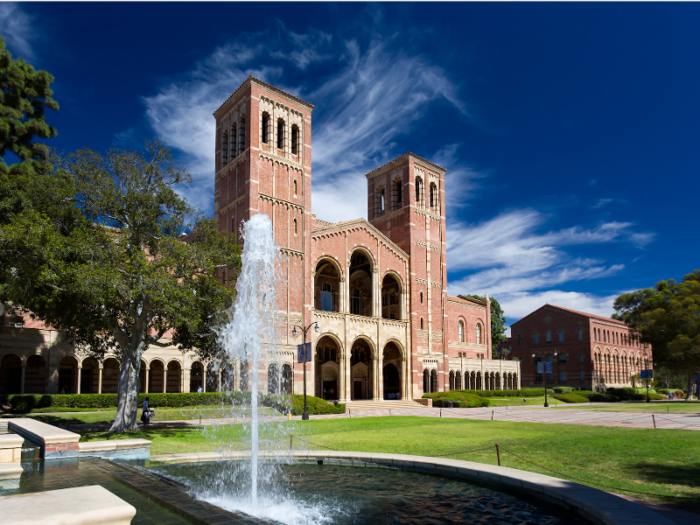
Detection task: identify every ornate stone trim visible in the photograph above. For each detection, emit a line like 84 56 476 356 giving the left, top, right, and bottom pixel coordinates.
259 192 304 211
258 151 304 172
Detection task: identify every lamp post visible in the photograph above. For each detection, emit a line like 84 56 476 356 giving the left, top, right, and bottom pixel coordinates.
292 321 319 421
534 350 557 407
644 357 651 403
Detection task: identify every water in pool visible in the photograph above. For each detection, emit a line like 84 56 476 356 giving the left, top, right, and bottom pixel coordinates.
152 461 591 525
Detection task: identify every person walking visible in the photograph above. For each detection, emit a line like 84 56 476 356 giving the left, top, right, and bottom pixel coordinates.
141 397 151 426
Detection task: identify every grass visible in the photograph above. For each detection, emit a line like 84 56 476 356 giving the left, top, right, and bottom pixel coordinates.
488 396 566 407
13 406 277 426
553 401 700 413
75 415 700 512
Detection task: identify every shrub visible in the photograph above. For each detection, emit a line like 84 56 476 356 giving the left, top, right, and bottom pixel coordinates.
290 395 345 416
422 391 490 408
457 389 554 398
608 387 657 400
575 391 620 402
657 389 684 395
553 387 574 394
553 393 589 403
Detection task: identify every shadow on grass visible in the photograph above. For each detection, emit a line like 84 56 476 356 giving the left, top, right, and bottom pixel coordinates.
628 462 700 488
78 425 199 442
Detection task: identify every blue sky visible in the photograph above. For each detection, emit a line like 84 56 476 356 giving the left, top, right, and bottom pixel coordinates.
5 2 699 330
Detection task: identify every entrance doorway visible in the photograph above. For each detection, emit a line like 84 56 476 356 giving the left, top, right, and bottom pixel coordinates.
353 381 362 399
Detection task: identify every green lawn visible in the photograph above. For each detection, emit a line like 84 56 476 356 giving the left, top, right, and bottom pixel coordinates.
553 401 700 413
76 415 700 511
12 406 277 426
488 396 566 407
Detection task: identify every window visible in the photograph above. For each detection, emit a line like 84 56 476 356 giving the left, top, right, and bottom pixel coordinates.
517 334 522 347
291 125 299 154
230 124 237 159
415 177 422 205
559 371 567 383
380 189 385 212
476 323 482 345
350 289 362 315
546 355 554 382
603 331 607 343
261 112 270 143
579 354 584 363
558 330 565 343
392 178 402 210
222 131 228 167
429 183 437 209
420 317 424 330
293 180 297 196
293 218 298 235
320 283 333 312
277 119 285 149
579 370 585 381
238 116 246 155
420 291 423 304
546 331 552 344
458 321 464 343
534 357 543 383
534 333 540 345
578 328 583 341
559 353 567 363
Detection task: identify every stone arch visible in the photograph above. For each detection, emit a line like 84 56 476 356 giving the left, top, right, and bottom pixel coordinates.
58 355 79 394
381 272 404 321
0 353 23 395
315 334 341 399
315 257 342 312
166 360 182 393
24 354 47 394
148 358 165 393
455 370 462 390
100 357 120 394
190 361 205 393
430 369 438 393
423 369 430 394
281 363 293 395
382 341 403 400
457 316 467 343
80 357 100 394
350 336 374 399
449 370 455 390
349 248 374 317
268 362 280 394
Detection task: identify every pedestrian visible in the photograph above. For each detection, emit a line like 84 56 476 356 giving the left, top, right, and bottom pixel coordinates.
197 385 203 393
141 397 151 426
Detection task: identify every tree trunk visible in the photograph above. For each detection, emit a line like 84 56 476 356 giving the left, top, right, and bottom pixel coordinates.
109 345 144 433
686 371 693 402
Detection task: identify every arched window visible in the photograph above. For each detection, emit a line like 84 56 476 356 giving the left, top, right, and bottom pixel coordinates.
238 116 246 155
321 282 333 312
261 112 270 143
458 321 464 343
415 177 422 205
291 124 299 154
558 330 565 343
221 130 228 167
380 189 385 212
429 183 437 209
420 291 423 304
293 218 298 235
392 178 402 210
420 317 424 330
350 288 362 315
476 323 482 345
578 328 583 341
546 331 552 344
293 180 298 196
534 332 540 345
277 118 285 149
230 123 237 159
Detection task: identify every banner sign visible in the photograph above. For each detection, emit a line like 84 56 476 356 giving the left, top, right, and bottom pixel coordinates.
297 342 312 364
640 369 654 379
545 362 552 374
537 362 544 374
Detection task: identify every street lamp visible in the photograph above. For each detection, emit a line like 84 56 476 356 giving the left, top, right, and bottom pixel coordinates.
534 350 557 407
292 321 320 421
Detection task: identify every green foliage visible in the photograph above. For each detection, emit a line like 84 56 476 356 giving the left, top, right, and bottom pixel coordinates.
0 37 59 177
553 387 575 394
422 391 490 408
575 391 620 402
458 388 554 398
290 395 345 416
614 270 700 394
553 393 589 403
464 294 507 357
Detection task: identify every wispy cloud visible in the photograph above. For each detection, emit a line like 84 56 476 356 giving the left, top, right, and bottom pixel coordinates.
429 143 489 216
140 24 467 219
0 3 34 61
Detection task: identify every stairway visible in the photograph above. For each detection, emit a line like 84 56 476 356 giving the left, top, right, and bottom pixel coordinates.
345 399 427 411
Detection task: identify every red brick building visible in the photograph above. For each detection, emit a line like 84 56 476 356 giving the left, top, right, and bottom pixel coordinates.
506 304 652 391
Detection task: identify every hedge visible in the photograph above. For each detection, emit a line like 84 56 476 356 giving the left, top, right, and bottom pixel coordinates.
608 387 657 400
290 395 345 416
422 391 490 408
575 391 620 402
457 388 554 398
553 387 575 394
553 393 589 404
657 389 684 395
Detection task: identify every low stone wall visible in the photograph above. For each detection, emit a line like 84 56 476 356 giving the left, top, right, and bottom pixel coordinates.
150 450 674 525
0 434 23 464
8 418 80 459
0 485 136 525
79 439 151 460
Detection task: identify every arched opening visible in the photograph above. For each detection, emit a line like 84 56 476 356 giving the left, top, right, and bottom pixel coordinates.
81 357 100 394
0 354 22 395
415 177 423 206
240 360 250 391
281 364 293 395
315 259 341 312
277 118 285 149
148 360 164 393
469 371 476 390
139 359 147 393
349 251 372 317
430 369 438 393
58 356 78 394
458 320 465 342
455 371 462 390
429 183 437 210
495 372 501 391
268 363 280 394
24 355 47 394
449 370 455 390
423 369 429 394
476 323 483 345
166 361 181 393
261 112 270 144
238 115 246 156
350 338 372 400
293 179 298 196
383 342 402 400
293 218 298 235
101 358 120 394
230 123 237 158
220 360 235 392
391 177 402 211
190 362 204 393
376 185 386 215
513 373 518 390
222 130 228 167
291 124 299 154
476 371 482 390
381 274 401 320
315 335 340 399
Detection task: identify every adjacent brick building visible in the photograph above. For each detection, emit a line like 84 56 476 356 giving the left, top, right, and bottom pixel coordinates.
505 304 652 391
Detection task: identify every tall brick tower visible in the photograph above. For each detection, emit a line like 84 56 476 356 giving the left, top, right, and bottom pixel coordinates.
366 153 449 397
213 76 315 383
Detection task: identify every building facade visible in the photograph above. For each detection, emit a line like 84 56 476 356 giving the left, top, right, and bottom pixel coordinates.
505 304 652 391
0 76 520 401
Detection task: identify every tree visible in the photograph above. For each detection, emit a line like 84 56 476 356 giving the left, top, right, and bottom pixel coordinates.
464 294 508 358
0 36 59 177
0 141 241 431
613 270 700 401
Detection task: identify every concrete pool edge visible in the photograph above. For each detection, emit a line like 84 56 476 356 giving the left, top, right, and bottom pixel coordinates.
150 450 675 525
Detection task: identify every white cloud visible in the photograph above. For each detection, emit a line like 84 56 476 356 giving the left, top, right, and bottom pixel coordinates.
0 3 34 61
501 290 619 325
